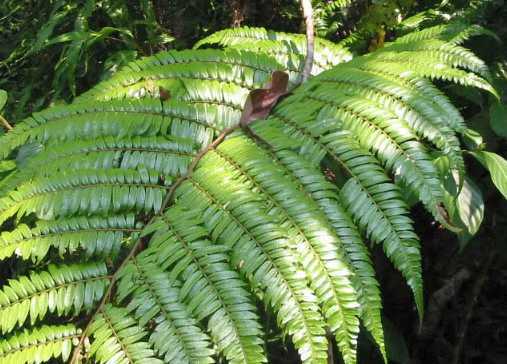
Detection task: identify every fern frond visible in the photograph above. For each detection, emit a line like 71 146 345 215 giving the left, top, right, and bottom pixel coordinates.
88 304 163 364
116 256 215 363
267 148 386 361
78 48 292 102
395 9 444 35
0 136 196 200
374 40 490 78
336 64 467 133
174 162 328 362
254 114 424 316
0 262 109 334
0 324 79 364
193 27 352 75
395 21 498 45
0 214 139 262
355 57 496 96
31 135 195 176
301 68 465 176
143 207 266 364
282 92 446 228
0 168 167 224
208 135 361 363
0 99 217 162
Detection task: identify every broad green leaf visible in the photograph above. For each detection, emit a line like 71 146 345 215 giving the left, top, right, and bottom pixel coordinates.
470 151 507 199
456 177 484 248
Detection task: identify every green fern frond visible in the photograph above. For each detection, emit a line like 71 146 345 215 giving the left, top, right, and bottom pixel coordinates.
208 135 361 363
272 147 387 360
396 21 498 45
254 119 424 318
355 57 496 96
142 207 266 363
0 262 109 334
174 157 329 362
88 304 162 364
0 214 139 262
193 27 352 75
395 9 444 35
116 256 215 363
0 168 168 224
78 48 292 102
271 92 446 230
0 99 217 162
0 23 497 364
0 324 79 364
0 136 197 199
374 40 490 78
301 67 465 178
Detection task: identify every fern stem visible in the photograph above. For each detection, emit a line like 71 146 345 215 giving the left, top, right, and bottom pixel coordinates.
69 125 239 363
301 0 314 83
0 115 12 131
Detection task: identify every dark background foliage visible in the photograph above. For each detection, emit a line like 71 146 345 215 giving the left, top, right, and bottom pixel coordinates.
1 1 506 363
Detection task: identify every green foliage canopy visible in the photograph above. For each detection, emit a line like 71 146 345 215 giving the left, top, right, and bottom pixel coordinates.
0 17 506 364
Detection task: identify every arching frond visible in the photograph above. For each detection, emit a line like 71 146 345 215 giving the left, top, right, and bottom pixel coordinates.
268 148 386 361
0 23 495 364
395 21 498 45
78 48 294 102
0 167 168 224
116 256 215 364
0 324 79 364
194 27 353 75
0 262 109 334
140 207 266 364
0 99 216 162
88 305 162 364
254 119 424 318
208 135 360 363
174 158 329 362
300 67 465 177
0 214 139 262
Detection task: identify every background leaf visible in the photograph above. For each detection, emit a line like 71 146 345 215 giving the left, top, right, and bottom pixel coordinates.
470 151 507 199
457 177 485 248
0 90 7 112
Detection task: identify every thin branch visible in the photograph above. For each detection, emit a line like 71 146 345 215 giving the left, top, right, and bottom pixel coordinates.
300 0 315 83
0 115 13 131
419 268 471 340
69 125 240 363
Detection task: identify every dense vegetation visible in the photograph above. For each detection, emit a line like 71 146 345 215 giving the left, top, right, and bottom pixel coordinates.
0 1 506 363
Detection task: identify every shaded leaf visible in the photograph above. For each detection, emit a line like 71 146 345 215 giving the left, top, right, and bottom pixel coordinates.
384 317 410 364
470 151 507 199
0 90 7 112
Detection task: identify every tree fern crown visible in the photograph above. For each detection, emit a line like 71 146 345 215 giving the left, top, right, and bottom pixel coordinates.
0 23 495 364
